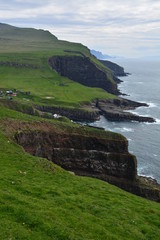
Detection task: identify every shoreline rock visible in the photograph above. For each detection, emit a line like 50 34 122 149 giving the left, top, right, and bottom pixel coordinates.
97 98 155 123
99 59 129 77
35 97 155 123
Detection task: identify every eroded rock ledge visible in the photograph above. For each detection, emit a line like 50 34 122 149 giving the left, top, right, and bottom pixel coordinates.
97 98 155 123
1 97 155 123
35 97 155 123
12 121 160 202
36 105 100 122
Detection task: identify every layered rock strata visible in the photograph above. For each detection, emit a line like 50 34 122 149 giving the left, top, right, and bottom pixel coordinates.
48 56 119 95
100 60 128 77
36 105 100 122
97 98 155 123
15 131 136 179
14 123 160 202
36 98 155 123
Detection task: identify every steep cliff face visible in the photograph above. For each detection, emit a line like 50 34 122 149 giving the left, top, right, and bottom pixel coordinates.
14 126 160 201
15 130 136 181
48 56 119 94
100 60 128 77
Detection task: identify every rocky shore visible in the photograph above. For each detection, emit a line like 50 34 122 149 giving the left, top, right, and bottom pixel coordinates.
97 98 155 123
48 55 155 123
35 97 155 123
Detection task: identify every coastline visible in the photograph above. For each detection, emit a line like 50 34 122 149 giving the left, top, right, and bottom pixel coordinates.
90 59 160 184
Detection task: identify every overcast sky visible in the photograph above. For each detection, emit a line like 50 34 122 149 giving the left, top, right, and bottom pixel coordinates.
0 0 160 58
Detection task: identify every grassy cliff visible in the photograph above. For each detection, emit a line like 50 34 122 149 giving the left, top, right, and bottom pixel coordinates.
0 107 160 239
0 23 115 109
0 23 160 239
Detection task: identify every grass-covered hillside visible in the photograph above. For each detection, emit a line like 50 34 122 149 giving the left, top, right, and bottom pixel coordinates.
0 23 160 239
0 106 160 240
0 23 115 109
0 55 114 108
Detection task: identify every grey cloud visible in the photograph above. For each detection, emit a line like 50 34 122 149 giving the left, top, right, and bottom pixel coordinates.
0 0 159 57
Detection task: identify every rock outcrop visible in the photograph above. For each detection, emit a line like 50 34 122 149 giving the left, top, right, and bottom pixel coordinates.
100 60 128 77
15 130 136 180
36 98 155 123
36 105 100 122
1 98 155 123
48 56 119 95
97 98 155 123
13 121 160 202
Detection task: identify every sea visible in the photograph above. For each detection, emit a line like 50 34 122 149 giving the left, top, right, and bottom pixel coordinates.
90 59 160 183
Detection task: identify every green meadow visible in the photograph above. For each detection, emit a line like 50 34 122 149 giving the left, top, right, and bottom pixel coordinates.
0 56 114 108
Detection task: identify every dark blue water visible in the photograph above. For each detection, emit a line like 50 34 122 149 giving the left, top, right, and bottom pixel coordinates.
90 59 160 183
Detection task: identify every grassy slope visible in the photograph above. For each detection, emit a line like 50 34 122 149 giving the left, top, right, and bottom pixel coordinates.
0 108 160 240
0 59 114 108
0 24 115 108
0 24 160 239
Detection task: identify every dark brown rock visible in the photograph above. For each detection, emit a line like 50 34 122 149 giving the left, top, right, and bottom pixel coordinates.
100 60 129 77
97 98 155 123
14 127 160 202
15 130 136 181
48 56 119 94
36 105 100 122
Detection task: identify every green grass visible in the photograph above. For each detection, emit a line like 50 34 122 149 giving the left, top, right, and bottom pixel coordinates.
0 24 116 109
0 55 115 108
0 105 125 141
0 23 116 106
1 24 160 240
0 123 160 240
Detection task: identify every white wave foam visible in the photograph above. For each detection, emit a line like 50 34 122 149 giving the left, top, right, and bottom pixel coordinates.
153 154 157 157
138 173 155 180
114 127 134 133
138 168 155 179
124 110 141 116
145 118 160 125
148 102 157 108
155 118 160 124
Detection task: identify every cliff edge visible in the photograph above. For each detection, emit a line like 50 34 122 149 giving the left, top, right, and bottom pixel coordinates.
48 56 119 95
3 119 158 202
100 60 128 77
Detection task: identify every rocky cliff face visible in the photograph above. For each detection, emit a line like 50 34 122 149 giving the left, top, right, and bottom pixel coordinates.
48 56 119 95
15 130 136 180
100 60 128 77
13 122 160 202
36 105 100 121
